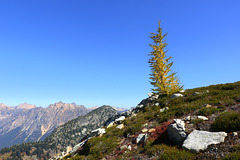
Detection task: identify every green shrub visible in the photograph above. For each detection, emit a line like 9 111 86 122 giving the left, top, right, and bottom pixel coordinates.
198 107 219 116
190 118 203 126
211 111 240 132
123 123 142 137
224 152 240 160
144 142 195 160
78 136 118 159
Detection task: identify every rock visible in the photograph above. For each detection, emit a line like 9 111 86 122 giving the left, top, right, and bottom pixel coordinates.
136 133 147 144
231 132 238 136
179 90 185 93
142 128 148 133
197 116 208 121
127 145 132 150
150 94 159 100
131 113 137 117
120 145 127 150
116 124 124 129
205 104 212 108
148 92 154 97
182 116 191 121
115 116 125 122
143 123 148 127
149 128 156 133
91 128 106 136
182 130 227 152
193 92 200 96
137 104 144 109
69 138 89 154
155 103 159 106
167 119 187 145
174 119 185 130
171 93 183 98
66 146 72 154
107 121 115 128
160 107 169 113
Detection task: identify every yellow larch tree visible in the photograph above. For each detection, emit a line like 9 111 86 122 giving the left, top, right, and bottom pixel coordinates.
148 22 183 95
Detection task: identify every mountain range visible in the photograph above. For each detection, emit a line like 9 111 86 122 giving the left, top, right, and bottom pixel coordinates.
0 102 89 149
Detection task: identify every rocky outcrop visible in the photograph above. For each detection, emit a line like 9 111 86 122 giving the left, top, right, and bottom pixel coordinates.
182 130 227 152
167 119 187 145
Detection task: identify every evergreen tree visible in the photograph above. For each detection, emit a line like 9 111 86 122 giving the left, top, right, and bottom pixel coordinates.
148 22 183 95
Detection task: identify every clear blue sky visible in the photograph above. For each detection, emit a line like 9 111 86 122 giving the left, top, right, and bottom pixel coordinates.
0 0 239 108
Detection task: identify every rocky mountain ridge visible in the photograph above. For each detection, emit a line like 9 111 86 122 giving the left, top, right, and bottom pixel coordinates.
0 102 89 149
1 81 240 160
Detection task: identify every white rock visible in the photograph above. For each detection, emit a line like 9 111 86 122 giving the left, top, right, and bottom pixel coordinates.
136 133 147 144
160 107 169 113
115 116 125 122
167 119 187 145
197 116 208 121
232 132 238 136
179 90 185 93
116 124 124 129
107 121 115 128
120 145 127 150
182 130 227 152
174 119 185 130
171 93 183 98
127 145 132 150
148 92 154 97
137 104 144 108
182 116 191 121
151 95 159 100
155 103 159 106
91 128 106 135
131 113 137 117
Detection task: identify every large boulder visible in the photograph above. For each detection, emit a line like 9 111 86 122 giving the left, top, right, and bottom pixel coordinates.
167 119 187 145
115 116 125 123
182 130 227 152
136 133 147 144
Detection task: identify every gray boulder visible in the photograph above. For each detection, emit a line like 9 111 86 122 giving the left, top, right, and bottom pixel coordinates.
182 130 227 152
136 133 147 144
167 119 187 145
171 93 183 98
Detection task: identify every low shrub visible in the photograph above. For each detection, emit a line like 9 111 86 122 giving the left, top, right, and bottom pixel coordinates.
211 111 240 132
190 118 203 126
77 136 118 159
144 143 195 160
224 152 240 160
198 107 219 116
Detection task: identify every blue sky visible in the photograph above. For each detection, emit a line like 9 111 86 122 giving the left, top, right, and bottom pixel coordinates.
0 0 239 108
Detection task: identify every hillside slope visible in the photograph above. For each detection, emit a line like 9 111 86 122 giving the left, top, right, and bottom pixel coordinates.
44 105 119 151
62 81 240 160
0 105 119 160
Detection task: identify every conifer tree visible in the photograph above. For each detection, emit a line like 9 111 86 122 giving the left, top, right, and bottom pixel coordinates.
148 22 182 95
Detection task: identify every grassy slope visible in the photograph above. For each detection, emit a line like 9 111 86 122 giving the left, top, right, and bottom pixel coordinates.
67 81 240 160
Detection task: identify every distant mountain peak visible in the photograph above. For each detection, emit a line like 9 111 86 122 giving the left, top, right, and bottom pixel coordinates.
88 106 128 113
0 103 11 110
15 103 36 110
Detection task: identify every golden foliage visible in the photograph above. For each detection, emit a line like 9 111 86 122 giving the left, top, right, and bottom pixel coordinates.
148 22 183 95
